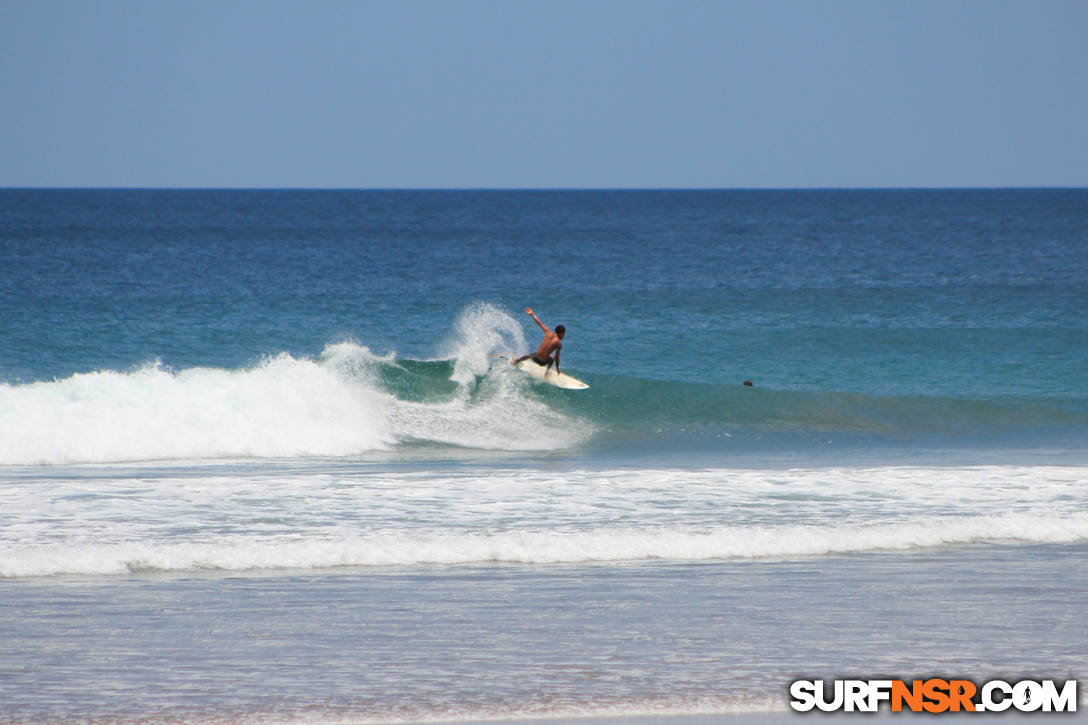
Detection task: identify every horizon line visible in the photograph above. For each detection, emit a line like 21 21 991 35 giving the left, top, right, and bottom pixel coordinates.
3 185 1087 192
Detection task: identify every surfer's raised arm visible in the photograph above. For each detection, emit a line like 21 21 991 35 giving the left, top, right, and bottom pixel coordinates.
525 307 550 334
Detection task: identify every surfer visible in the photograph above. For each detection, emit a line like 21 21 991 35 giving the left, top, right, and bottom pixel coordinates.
513 307 564 374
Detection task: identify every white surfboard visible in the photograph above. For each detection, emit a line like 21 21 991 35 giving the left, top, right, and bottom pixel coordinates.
512 358 590 389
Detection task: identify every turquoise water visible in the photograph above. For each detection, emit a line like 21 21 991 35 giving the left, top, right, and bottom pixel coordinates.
1 190 1086 722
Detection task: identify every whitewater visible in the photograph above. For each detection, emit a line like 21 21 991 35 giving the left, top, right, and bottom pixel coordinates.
0 307 596 465
3 461 1087 578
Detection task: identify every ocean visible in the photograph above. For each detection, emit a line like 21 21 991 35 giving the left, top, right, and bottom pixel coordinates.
1 189 1086 723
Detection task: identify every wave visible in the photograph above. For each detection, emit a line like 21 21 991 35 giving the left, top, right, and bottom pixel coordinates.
4 513 1085 578
0 304 589 465
3 302 1086 465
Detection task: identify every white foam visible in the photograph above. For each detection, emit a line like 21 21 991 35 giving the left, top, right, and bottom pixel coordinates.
4 512 1086 578
0 353 396 465
0 331 591 465
442 301 528 386
5 462 1085 577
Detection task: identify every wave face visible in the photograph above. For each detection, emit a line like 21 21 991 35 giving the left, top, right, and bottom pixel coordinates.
570 376 1088 449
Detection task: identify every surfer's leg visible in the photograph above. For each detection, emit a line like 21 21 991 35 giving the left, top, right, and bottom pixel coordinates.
512 354 530 365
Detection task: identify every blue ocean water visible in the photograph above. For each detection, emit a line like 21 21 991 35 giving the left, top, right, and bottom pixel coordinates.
1 190 1086 723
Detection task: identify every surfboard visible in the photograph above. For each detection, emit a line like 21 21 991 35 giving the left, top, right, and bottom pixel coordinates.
512 358 590 389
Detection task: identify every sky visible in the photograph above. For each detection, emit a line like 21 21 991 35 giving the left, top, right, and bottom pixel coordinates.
2 0 1086 188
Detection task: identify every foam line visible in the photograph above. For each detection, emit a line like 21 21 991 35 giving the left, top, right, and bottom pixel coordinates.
4 513 1085 577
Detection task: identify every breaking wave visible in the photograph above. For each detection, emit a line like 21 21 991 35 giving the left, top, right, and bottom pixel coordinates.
0 304 588 465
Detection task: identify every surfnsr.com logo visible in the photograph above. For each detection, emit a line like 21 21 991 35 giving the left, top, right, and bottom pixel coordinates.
789 679 1078 713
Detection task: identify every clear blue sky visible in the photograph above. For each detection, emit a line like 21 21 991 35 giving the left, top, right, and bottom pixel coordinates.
3 0 1086 188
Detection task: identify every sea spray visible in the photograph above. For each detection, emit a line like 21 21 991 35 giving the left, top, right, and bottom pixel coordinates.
370 302 592 450
385 363 593 451
443 302 528 386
